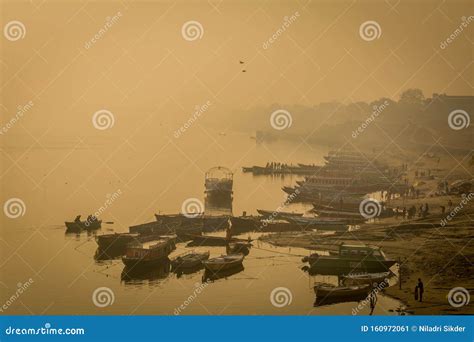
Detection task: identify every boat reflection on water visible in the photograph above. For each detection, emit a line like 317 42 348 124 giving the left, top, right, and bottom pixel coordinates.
121 258 171 284
65 227 99 237
203 264 244 282
204 193 233 216
94 248 123 262
173 264 205 278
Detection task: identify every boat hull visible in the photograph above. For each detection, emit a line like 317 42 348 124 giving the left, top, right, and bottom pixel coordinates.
309 257 396 274
65 220 102 232
96 233 139 252
314 285 371 299
203 255 244 272
122 256 169 269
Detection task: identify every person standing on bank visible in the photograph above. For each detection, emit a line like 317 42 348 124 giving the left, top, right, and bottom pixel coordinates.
417 278 424 302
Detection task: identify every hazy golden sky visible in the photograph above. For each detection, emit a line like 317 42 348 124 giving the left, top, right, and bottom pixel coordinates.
1 0 473 137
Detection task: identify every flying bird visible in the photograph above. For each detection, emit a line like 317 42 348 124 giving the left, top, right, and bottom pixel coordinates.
239 60 244 64
242 70 246 72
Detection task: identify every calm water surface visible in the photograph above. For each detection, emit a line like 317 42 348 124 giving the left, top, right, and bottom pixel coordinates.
0 132 402 315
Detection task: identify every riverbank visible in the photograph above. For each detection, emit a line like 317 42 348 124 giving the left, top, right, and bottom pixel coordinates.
260 211 473 315
260 150 473 315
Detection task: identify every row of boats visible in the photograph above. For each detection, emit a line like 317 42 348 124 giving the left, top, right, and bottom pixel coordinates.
95 231 248 280
280 149 408 204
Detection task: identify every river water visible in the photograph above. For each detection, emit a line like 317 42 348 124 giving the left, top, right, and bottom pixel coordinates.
0 131 403 315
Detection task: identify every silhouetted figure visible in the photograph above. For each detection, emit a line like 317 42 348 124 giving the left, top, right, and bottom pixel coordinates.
440 205 445 214
417 278 424 302
74 215 81 222
369 293 377 315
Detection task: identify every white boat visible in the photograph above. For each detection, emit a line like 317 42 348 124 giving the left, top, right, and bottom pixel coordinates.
203 254 244 272
342 272 391 285
314 284 370 299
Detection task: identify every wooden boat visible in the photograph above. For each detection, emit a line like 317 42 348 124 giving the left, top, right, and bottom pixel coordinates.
303 243 396 274
129 221 172 235
65 219 102 232
314 284 371 300
282 186 365 203
203 264 244 281
312 202 361 212
154 214 230 232
171 251 210 269
342 272 391 286
203 254 244 272
284 217 348 231
241 164 322 175
257 209 303 220
187 234 250 246
96 233 139 252
122 235 177 269
312 209 364 219
314 207 395 219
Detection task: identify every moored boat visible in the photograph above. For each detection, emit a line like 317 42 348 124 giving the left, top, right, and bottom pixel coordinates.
284 216 349 231
203 254 244 272
257 209 304 220
303 243 397 274
314 284 371 299
122 235 177 269
171 251 210 269
65 219 102 232
342 272 391 286
96 232 139 252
